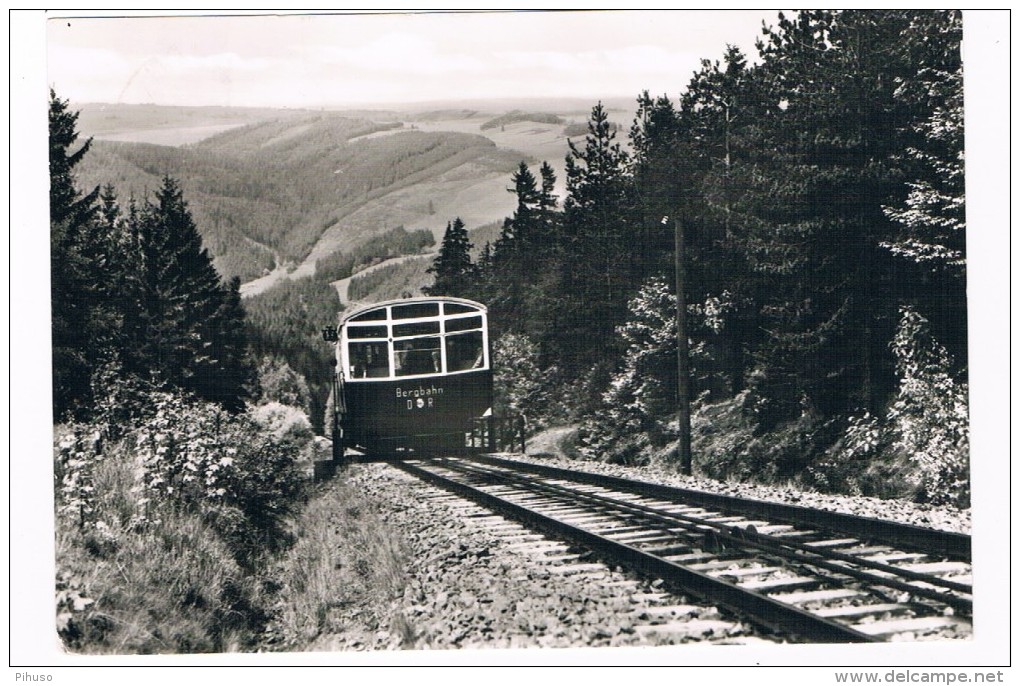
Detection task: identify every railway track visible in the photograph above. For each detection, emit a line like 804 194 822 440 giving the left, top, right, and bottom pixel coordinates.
392 455 972 644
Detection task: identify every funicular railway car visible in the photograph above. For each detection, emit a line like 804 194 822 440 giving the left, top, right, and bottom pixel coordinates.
325 297 493 457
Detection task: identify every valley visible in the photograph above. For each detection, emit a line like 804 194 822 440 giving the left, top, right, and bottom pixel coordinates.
73 100 635 301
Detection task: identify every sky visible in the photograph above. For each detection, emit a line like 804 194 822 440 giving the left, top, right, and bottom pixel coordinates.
45 10 775 108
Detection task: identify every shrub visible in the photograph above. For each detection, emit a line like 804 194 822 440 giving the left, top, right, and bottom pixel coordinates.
54 424 105 527
887 306 969 506
492 332 553 430
54 388 314 653
577 277 678 464
54 425 276 653
691 393 839 484
250 401 314 445
134 393 308 566
255 356 313 414
578 277 745 465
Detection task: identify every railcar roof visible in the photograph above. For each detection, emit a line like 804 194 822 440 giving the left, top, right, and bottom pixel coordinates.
339 296 487 325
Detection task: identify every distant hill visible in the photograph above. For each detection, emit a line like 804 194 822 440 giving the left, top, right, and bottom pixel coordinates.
480 111 565 131
71 100 634 293
343 254 435 304
75 102 317 146
76 113 524 282
467 221 505 258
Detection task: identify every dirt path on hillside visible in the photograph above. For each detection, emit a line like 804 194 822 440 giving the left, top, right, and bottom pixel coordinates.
238 240 289 299
332 252 437 305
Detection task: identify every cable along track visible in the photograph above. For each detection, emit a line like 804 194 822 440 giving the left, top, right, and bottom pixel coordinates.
393 456 972 644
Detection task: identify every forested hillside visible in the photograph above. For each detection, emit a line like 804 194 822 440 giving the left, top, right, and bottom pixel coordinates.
50 93 321 653
425 10 969 506
76 114 522 282
480 111 565 130
315 225 435 284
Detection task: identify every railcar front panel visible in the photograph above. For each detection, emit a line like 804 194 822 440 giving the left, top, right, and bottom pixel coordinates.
342 368 492 450
330 297 493 453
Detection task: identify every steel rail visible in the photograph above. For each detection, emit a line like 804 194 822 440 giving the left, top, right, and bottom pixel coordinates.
465 454 971 561
437 459 972 614
393 458 882 643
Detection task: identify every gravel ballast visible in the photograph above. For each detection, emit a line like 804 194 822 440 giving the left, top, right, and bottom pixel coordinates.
283 432 970 652
301 462 766 651
519 427 971 535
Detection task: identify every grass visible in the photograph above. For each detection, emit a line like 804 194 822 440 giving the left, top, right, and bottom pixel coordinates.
53 395 315 655
268 475 413 650
682 395 924 499
55 442 271 654
527 396 925 502
54 423 417 654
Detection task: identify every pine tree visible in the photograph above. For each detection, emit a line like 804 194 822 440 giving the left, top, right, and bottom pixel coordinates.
556 103 637 373
206 276 253 412
91 185 147 376
425 217 474 297
674 47 765 396
563 103 634 262
882 10 966 366
50 90 104 417
494 162 541 255
135 176 251 409
732 11 919 422
49 90 99 229
538 162 558 214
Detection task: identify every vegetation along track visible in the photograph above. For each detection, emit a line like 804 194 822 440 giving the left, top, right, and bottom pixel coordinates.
392 455 972 644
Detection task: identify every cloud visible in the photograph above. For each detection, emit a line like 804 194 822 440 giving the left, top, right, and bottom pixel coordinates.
47 44 133 100
495 45 701 83
160 52 276 74
45 11 772 107
301 33 488 76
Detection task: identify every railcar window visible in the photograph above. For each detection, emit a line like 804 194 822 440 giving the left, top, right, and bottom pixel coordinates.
444 302 477 315
394 337 442 376
445 315 482 333
392 303 440 319
349 308 388 322
348 342 390 378
393 320 441 338
446 331 484 372
347 325 388 339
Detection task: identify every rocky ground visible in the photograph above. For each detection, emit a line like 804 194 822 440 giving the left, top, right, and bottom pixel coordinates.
522 426 971 535
280 429 971 653
299 463 770 652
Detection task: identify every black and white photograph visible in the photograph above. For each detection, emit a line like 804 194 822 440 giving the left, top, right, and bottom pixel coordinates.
10 8 1011 680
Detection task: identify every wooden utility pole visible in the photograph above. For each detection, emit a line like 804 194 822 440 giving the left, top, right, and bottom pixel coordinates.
673 216 693 475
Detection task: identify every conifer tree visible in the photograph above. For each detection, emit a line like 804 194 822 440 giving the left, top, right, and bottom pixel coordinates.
49 90 99 229
732 11 918 422
882 10 966 366
556 103 637 373
206 276 253 412
538 162 558 214
425 217 474 297
135 176 251 409
563 103 634 262
495 162 541 255
675 47 765 396
630 91 681 259
50 90 103 417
